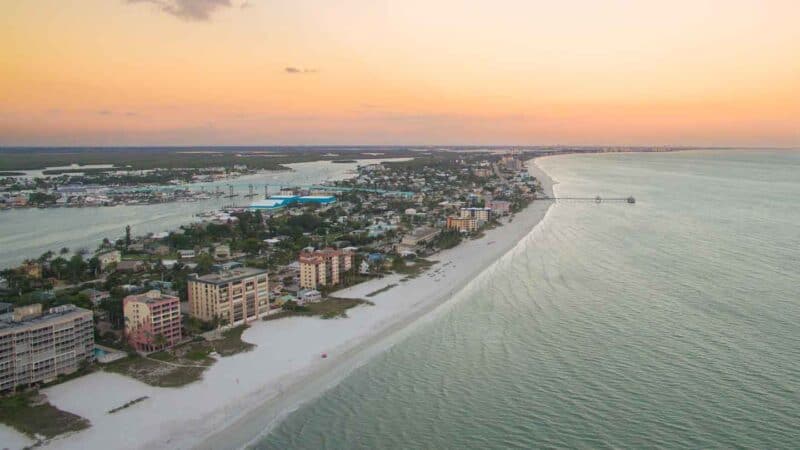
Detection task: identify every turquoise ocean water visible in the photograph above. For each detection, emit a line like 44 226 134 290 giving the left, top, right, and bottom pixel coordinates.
259 150 800 449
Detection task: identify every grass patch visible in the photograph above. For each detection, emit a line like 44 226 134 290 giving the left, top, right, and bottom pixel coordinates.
103 353 210 388
209 325 255 357
264 298 372 321
0 392 90 440
148 351 177 362
186 349 212 361
102 326 255 387
366 284 398 297
393 258 437 279
310 297 373 319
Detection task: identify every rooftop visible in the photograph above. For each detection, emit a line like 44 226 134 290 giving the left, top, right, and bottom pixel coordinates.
190 267 268 285
124 290 178 305
0 304 92 331
409 226 438 237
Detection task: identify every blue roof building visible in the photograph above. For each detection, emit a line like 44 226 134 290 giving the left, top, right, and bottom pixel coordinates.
249 195 335 211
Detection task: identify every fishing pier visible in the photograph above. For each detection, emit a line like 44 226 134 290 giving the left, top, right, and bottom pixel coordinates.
537 196 636 204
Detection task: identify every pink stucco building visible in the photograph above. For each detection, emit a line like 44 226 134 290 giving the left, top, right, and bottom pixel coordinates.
123 290 182 353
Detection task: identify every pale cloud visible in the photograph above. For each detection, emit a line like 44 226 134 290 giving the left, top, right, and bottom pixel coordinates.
285 67 319 75
127 0 249 21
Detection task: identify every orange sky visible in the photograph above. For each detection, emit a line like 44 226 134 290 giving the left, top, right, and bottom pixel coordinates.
1 0 798 146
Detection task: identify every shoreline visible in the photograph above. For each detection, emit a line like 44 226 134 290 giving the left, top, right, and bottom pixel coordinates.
1 158 556 450
194 157 557 450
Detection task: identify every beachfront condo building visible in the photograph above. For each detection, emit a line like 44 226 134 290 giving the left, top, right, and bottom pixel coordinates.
459 207 491 223
0 304 94 392
188 267 270 326
487 200 512 216
501 156 523 171
446 216 478 233
299 248 355 290
123 290 182 352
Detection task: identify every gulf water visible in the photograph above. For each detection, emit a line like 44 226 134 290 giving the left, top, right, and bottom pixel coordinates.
259 150 800 448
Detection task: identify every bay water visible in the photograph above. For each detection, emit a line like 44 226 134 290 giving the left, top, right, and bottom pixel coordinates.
0 158 407 269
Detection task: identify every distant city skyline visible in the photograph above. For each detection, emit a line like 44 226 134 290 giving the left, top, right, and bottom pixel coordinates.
1 0 798 147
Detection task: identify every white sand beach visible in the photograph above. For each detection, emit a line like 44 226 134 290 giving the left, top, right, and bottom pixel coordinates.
1 159 555 450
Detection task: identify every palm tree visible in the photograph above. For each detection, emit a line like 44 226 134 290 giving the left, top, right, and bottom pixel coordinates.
38 250 54 263
153 333 168 350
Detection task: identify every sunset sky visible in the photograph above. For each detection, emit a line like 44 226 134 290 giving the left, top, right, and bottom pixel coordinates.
1 0 798 147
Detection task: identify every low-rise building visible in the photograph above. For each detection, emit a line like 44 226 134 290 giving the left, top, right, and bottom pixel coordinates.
151 245 171 256
81 288 111 306
0 303 13 322
96 250 122 271
212 261 243 272
116 260 145 272
22 261 42 279
123 290 182 353
271 294 293 307
297 289 322 304
177 249 196 259
0 304 94 392
401 226 439 247
188 267 270 326
11 195 28 207
366 222 397 238
213 244 231 260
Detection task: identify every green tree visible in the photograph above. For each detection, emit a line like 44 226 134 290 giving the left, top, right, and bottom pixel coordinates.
392 256 407 271
66 255 87 283
153 333 168 350
88 257 101 277
240 238 262 255
195 253 214 274
50 257 68 280
287 213 321 233
99 297 124 329
38 250 54 263
28 192 57 205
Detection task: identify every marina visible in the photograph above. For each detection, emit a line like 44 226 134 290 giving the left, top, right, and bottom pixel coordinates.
0 158 409 269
